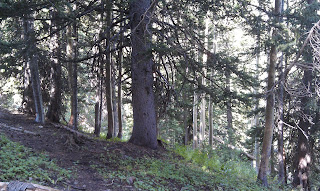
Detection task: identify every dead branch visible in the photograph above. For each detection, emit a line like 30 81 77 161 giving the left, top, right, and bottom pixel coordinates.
0 122 39 136
0 181 61 191
50 122 94 140
284 19 320 79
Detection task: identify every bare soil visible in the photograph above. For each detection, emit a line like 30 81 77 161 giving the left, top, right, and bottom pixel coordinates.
0 108 166 191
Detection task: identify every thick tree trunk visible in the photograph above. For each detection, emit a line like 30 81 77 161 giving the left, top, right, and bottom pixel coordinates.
192 92 198 149
47 11 62 123
128 0 158 149
257 0 281 187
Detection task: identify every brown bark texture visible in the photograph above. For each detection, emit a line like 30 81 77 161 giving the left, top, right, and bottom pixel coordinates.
128 0 158 149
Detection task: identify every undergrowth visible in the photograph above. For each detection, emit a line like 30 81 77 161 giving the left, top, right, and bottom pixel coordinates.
173 145 265 191
0 134 71 184
91 144 270 191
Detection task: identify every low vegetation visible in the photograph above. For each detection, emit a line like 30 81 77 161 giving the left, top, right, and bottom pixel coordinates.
0 132 297 190
0 134 71 185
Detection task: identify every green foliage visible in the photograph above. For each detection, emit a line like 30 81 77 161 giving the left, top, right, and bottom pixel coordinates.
174 145 263 191
89 144 272 191
0 134 71 184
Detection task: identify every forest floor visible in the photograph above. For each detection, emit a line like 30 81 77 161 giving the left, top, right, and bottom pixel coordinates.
0 108 171 191
0 108 269 191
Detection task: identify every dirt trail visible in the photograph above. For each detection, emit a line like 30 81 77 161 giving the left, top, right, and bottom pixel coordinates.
0 108 163 191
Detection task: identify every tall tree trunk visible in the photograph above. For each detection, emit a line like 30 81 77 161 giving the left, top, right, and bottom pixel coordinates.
183 85 189 145
278 55 285 184
254 137 260 173
112 71 118 137
67 19 78 130
208 71 213 147
117 3 124 139
105 0 114 139
128 0 158 149
292 1 314 189
22 18 34 115
257 44 277 187
117 32 123 139
25 16 45 124
226 69 233 144
94 75 102 137
292 70 312 190
47 11 62 123
192 91 198 149
257 0 281 186
199 88 206 146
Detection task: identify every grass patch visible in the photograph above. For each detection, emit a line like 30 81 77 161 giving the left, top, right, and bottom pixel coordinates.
0 134 72 184
91 144 271 190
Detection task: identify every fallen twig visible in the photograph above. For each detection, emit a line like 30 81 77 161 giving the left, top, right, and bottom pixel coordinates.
50 122 94 140
0 122 39 136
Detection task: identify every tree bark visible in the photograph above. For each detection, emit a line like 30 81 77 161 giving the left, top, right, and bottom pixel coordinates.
22 18 34 115
112 62 118 137
128 0 158 149
278 56 285 184
292 1 314 189
257 44 277 187
117 4 124 139
258 0 281 183
117 40 123 139
192 91 198 149
292 70 312 190
199 89 206 146
208 88 213 147
105 0 114 139
67 11 78 130
25 16 45 124
47 11 62 123
94 74 102 137
226 69 233 144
